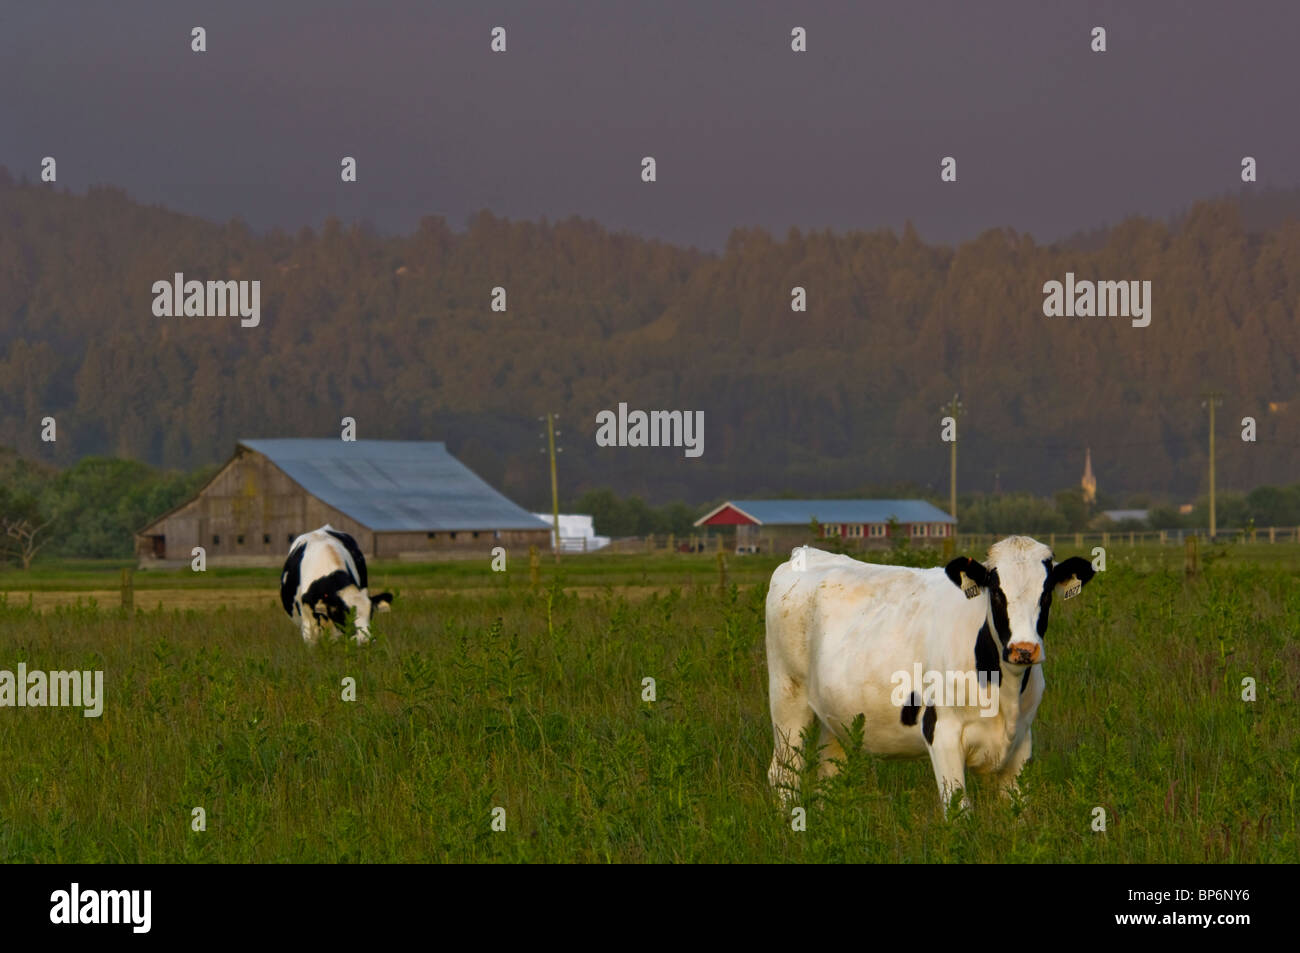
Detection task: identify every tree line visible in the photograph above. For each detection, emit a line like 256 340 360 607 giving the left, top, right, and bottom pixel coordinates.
3 169 1299 510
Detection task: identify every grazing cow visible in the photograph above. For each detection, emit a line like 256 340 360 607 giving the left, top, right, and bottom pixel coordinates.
280 525 394 644
765 536 1095 812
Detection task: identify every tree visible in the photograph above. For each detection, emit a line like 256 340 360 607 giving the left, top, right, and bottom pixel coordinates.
0 488 54 569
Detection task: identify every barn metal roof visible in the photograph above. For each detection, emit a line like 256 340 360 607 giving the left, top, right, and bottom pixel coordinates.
694 499 956 527
239 439 551 532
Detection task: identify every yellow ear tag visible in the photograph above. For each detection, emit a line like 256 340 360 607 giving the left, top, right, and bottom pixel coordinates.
1062 578 1082 600
962 575 980 599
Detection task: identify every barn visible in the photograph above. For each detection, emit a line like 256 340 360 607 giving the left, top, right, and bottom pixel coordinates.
693 499 956 552
135 439 552 566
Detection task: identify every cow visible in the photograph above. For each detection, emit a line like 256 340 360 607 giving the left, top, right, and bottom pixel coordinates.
764 535 1095 813
280 525 394 645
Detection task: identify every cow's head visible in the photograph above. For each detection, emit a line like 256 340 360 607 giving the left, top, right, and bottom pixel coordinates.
945 536 1094 666
352 590 395 643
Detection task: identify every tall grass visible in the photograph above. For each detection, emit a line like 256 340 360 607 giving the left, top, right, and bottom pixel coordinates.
0 562 1295 862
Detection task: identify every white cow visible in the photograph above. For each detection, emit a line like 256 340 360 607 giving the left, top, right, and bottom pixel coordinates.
280 525 394 644
765 536 1095 812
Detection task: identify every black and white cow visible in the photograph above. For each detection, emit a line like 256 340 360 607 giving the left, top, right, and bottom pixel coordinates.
764 536 1095 813
280 525 394 644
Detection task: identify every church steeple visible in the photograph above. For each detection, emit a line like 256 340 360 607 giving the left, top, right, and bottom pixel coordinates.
1081 447 1097 504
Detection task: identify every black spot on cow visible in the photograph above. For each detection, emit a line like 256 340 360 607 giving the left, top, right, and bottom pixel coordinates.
1037 558 1054 636
986 570 1012 646
900 691 922 726
280 542 306 616
922 706 937 745
303 570 356 626
325 528 368 589
1020 668 1032 695
974 623 1001 681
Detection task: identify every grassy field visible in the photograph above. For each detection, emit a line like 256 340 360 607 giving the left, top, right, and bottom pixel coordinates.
0 545 1296 862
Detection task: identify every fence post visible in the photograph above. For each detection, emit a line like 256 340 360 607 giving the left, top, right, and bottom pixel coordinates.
716 550 728 591
1269 526 1276 543
1184 535 1198 576
120 567 134 612
667 533 675 554
1074 533 1082 548
1049 533 1055 549
529 545 540 589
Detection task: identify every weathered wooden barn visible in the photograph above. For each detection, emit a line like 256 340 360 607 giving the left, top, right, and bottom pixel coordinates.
694 499 957 552
135 439 551 566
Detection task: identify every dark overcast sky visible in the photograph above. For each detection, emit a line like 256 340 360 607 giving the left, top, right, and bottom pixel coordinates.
2 0 1295 249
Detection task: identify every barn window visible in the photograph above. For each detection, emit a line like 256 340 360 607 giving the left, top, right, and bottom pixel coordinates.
212 535 220 545
847 524 863 537
915 525 927 537
263 534 271 544
869 524 885 537
427 532 437 540
237 535 245 545
449 532 457 540
472 531 479 539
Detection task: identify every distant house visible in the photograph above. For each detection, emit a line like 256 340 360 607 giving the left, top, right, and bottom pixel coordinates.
694 499 956 552
1098 509 1150 525
136 439 551 566
532 514 612 552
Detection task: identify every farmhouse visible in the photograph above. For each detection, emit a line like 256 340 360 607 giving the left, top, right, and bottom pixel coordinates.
135 439 551 566
694 499 956 552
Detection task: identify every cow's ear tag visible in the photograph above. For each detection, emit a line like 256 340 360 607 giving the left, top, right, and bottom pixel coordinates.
1062 578 1082 600
961 575 980 599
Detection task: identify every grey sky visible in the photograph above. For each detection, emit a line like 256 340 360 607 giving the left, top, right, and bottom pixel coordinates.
3 0 1294 248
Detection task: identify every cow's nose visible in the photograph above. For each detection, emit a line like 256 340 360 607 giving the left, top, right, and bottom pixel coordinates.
1005 642 1041 665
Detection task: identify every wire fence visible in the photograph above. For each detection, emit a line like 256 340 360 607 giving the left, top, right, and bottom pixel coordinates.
596 526 1300 556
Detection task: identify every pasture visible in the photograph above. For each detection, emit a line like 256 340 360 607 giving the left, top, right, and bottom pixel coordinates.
0 545 1296 862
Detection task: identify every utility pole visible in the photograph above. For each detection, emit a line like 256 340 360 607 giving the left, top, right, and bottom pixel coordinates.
941 393 964 520
1201 391 1223 539
540 413 562 562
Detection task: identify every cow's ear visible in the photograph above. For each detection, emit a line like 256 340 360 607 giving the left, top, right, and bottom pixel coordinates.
1049 557 1096 600
945 557 989 598
372 591 394 613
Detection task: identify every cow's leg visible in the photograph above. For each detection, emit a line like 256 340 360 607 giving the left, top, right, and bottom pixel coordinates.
299 612 320 645
924 712 971 816
767 674 817 800
816 722 847 779
996 729 1032 800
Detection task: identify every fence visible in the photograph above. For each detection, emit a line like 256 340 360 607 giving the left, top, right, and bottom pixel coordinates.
596 526 1300 556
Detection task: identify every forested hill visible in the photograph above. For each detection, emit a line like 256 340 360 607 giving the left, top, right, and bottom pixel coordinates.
2 167 1298 508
